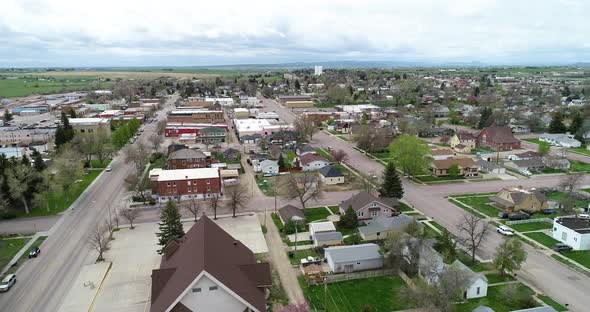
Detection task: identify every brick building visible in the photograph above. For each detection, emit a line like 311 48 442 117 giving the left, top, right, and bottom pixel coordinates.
167 148 212 169
149 168 222 200
167 110 224 124
476 126 521 151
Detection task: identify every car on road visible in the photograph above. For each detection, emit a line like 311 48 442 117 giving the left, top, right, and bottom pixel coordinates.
29 247 40 258
508 211 530 220
552 243 573 252
497 225 514 236
576 213 590 220
0 274 16 292
105 165 112 172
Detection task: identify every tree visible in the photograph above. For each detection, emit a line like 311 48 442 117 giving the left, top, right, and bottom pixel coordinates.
477 107 493 129
185 197 201 222
5 164 37 214
355 171 378 194
225 183 250 218
277 154 287 169
569 112 584 135
389 135 431 177
156 120 167 135
125 142 149 176
294 79 301 90
559 172 583 197
340 206 358 229
55 111 75 148
548 112 567 134
494 237 527 276
124 172 149 202
156 201 185 254
457 213 489 264
279 172 323 209
437 229 457 263
448 163 460 178
378 161 404 199
537 141 551 157
52 145 84 202
330 149 348 164
3 109 13 122
208 192 222 220
120 208 141 229
88 223 110 262
293 115 318 142
149 133 164 152
31 149 46 172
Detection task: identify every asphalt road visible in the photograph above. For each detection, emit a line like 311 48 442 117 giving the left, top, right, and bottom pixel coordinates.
0 96 177 312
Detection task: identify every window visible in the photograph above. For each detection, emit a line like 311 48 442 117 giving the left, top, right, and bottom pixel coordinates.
167 182 171 187
206 179 211 184
476 287 480 295
562 232 568 240
187 181 191 186
209 286 218 291
173 182 176 186
192 288 201 293
187 187 192 193
371 210 378 217
357 211 364 217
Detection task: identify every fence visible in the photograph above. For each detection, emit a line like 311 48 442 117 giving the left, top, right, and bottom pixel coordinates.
323 269 396 284
505 218 552 225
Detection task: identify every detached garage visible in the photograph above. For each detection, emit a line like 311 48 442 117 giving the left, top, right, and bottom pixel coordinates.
324 243 383 273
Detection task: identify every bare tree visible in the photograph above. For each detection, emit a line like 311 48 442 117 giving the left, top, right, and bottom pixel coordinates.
149 133 164 152
125 142 150 176
208 192 222 220
124 172 149 202
457 213 489 264
293 115 318 142
279 172 323 209
330 149 348 164
88 223 110 262
156 120 167 135
226 183 250 218
560 172 583 196
185 197 201 222
354 171 379 194
120 208 141 229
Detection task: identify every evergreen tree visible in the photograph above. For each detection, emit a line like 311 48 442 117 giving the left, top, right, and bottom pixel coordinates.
277 154 286 169
437 229 457 263
548 112 567 134
378 161 404 199
340 205 358 229
294 79 301 90
569 112 584 135
21 154 30 166
32 150 46 172
55 112 75 147
3 109 13 122
156 200 185 254
477 107 493 129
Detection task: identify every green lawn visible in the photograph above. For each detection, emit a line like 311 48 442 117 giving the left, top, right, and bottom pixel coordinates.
256 176 278 197
18 170 102 218
485 273 515 284
423 225 441 238
430 221 446 233
538 294 568 312
449 199 488 219
336 225 358 237
522 138 542 145
561 250 590 270
523 232 559 248
89 159 112 168
314 148 332 161
0 75 112 98
301 275 411 312
509 222 552 232
569 147 590 156
304 207 331 223
538 167 568 174
288 248 320 265
398 202 414 212
0 237 31 273
455 283 538 312
570 160 590 172
470 147 496 154
369 151 392 159
414 175 465 183
4 236 47 277
449 195 499 217
327 205 340 214
453 250 492 272
545 191 590 209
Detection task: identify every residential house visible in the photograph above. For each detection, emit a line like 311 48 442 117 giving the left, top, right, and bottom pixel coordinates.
358 214 419 240
223 148 241 162
149 168 221 200
431 157 480 177
431 148 456 160
296 144 316 157
477 159 506 174
313 231 343 248
339 191 399 221
309 221 337 241
507 151 542 161
299 154 330 171
509 124 531 134
477 126 521 151
255 159 279 174
277 204 305 225
324 244 383 273
553 216 590 250
168 148 212 169
431 105 450 117
450 260 488 299
450 132 477 153
544 157 571 170
539 133 581 148
416 241 444 285
489 187 548 212
317 165 344 185
507 159 545 172
150 216 271 312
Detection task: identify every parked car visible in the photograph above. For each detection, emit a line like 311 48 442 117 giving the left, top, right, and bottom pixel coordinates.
0 274 16 292
497 225 514 236
576 213 590 220
543 209 555 215
105 165 112 172
552 243 573 252
28 247 40 258
498 211 509 219
508 211 530 220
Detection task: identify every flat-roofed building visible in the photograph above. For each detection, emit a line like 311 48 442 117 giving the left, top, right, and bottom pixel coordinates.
68 118 111 135
167 110 224 124
149 168 221 200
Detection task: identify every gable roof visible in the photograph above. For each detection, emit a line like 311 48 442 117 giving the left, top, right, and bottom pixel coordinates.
277 204 305 223
150 216 271 312
318 165 343 178
457 132 476 141
314 231 343 242
450 259 487 286
299 153 329 166
431 148 455 156
325 243 381 263
479 126 519 144
168 148 207 160
358 214 418 236
339 191 398 212
432 157 478 170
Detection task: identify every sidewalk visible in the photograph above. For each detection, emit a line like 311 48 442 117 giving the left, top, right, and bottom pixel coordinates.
0 231 48 277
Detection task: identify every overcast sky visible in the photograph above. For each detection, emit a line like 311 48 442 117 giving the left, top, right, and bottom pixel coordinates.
1 0 589 67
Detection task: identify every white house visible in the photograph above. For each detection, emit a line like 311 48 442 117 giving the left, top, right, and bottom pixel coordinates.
324 244 383 273
255 159 279 174
317 165 345 185
299 154 330 171
309 221 336 241
539 133 582 148
450 260 488 299
553 216 590 250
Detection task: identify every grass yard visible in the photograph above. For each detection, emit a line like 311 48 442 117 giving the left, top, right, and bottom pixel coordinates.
508 222 552 232
538 167 568 174
4 236 47 276
569 147 590 156
423 225 441 238
429 221 446 233
89 159 112 169
398 202 414 212
485 273 515 284
561 250 590 270
455 283 538 312
288 248 320 266
18 170 102 218
414 175 465 183
449 199 488 219
545 191 590 210
314 148 332 161
522 138 542 145
470 147 496 154
569 160 590 172
454 250 492 272
369 151 392 159
538 294 568 312
523 232 559 248
256 176 278 197
449 195 499 217
0 237 31 273
301 275 411 312
327 206 340 214
304 207 331 223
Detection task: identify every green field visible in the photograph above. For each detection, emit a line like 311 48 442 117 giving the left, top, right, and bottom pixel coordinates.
509 222 552 232
304 207 331 223
0 75 112 98
455 283 538 312
524 232 559 248
301 275 411 312
545 191 590 209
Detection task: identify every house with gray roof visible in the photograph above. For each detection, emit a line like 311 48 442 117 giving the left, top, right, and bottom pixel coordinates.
277 205 305 225
358 214 419 240
540 133 581 148
324 243 383 273
318 165 344 185
339 191 399 221
450 260 488 299
313 231 343 248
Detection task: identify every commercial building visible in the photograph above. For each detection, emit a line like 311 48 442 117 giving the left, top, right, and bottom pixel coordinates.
149 168 221 200
68 118 111 134
314 65 323 75
167 110 225 124
233 119 293 138
205 97 235 106
233 108 250 119
476 126 521 151
553 216 590 250
0 127 55 146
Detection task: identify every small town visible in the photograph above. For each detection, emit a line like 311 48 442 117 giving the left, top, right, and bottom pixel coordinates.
0 2 590 312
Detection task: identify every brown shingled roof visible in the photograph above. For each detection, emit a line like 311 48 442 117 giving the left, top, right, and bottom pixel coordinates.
150 216 270 312
432 157 478 170
480 127 519 144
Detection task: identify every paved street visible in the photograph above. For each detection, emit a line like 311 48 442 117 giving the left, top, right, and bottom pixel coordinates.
0 96 177 312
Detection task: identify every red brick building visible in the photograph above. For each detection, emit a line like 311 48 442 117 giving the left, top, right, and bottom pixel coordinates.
149 168 221 200
167 110 224 124
477 126 521 151
167 148 213 169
